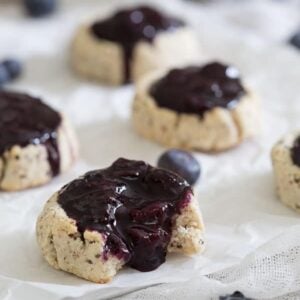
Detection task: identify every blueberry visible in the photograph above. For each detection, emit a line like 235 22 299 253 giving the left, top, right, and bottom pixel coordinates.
219 291 252 300
157 149 200 185
0 64 11 86
2 59 22 80
289 31 300 50
24 0 57 17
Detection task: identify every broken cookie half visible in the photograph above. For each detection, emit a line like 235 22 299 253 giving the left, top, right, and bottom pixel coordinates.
36 158 205 283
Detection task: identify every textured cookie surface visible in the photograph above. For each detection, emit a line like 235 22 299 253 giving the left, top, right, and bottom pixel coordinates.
271 132 300 212
71 6 200 85
36 158 205 283
132 63 260 152
0 91 78 191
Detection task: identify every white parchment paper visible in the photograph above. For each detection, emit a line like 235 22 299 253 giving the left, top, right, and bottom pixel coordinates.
0 0 300 299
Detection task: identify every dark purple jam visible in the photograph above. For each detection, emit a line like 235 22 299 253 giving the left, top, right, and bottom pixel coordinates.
58 158 192 272
291 136 300 166
150 62 246 116
0 91 61 176
90 6 184 83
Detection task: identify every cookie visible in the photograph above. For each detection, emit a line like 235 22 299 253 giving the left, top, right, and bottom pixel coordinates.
132 62 260 152
71 6 200 85
0 91 78 191
271 132 300 212
36 158 205 283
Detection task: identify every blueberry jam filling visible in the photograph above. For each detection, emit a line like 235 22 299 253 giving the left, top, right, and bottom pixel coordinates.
0 91 61 176
150 62 245 116
58 158 192 272
91 6 184 82
291 136 300 167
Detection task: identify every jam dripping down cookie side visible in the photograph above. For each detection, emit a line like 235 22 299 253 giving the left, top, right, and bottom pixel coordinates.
58 158 192 272
291 136 300 166
0 91 61 176
150 62 246 116
91 6 184 83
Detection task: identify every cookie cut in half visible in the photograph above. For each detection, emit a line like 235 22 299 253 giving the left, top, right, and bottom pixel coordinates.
271 132 300 212
132 62 260 152
36 158 205 283
0 91 78 191
71 6 200 85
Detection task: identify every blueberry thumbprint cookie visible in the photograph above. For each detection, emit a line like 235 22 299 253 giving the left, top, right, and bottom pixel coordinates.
0 91 78 191
132 62 260 152
36 158 205 283
71 6 200 85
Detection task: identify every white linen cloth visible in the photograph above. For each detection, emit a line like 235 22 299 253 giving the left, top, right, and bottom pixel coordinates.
0 0 300 299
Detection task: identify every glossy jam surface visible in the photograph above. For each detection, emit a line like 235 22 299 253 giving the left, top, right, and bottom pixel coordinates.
91 6 184 82
291 136 300 166
58 158 192 272
0 91 61 176
150 62 246 116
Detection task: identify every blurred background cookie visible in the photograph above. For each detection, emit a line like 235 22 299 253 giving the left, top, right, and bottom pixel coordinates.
0 91 78 191
272 132 300 212
71 6 200 85
132 62 260 152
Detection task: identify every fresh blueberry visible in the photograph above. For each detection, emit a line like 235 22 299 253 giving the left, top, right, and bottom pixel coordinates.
157 149 200 185
2 59 22 80
0 64 11 86
289 31 300 50
24 0 57 17
219 291 252 300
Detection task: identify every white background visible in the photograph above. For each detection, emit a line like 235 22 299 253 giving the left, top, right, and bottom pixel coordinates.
0 0 300 299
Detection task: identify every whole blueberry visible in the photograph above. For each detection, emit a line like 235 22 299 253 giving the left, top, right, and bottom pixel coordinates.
0 64 11 86
24 0 57 17
289 31 300 50
157 149 200 185
2 59 22 80
219 291 252 300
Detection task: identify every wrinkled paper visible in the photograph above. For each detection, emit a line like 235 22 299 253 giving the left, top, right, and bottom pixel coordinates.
0 0 300 299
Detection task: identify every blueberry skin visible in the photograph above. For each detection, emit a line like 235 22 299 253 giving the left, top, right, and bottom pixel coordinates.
289 31 300 50
0 64 11 86
219 291 252 300
2 59 22 80
157 149 200 185
24 0 57 17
